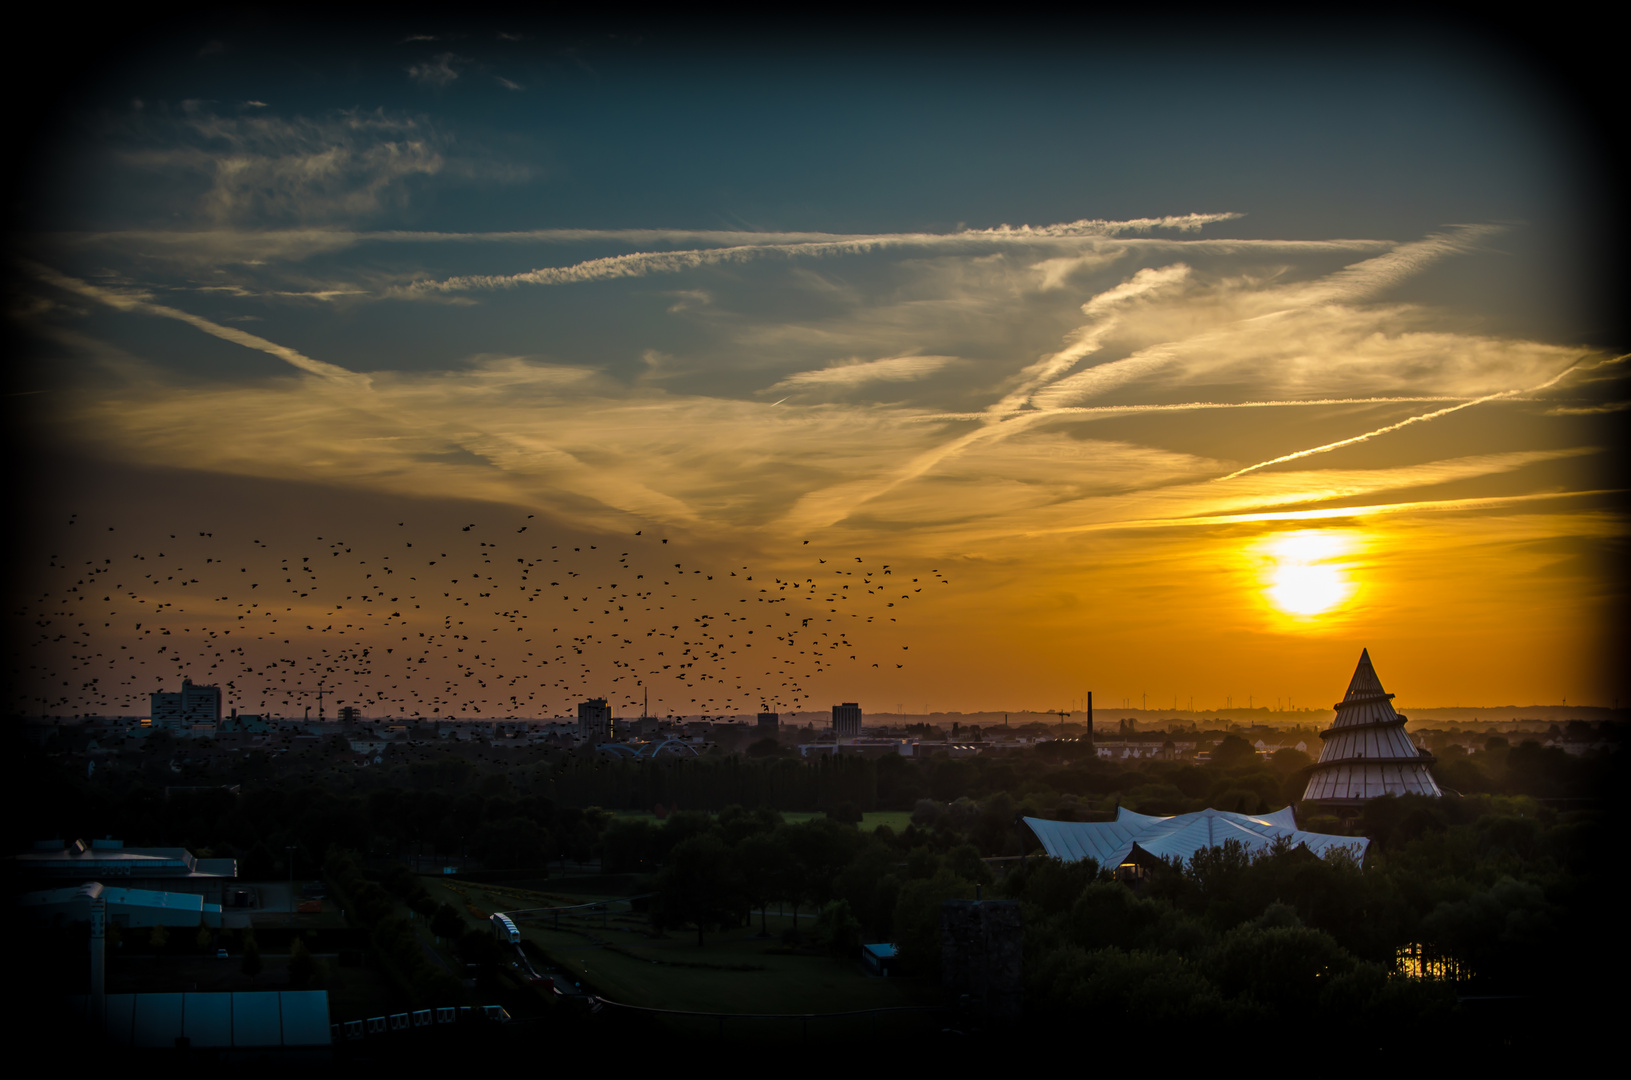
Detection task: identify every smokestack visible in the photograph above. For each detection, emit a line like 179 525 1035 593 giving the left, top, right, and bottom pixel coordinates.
1086 691 1094 746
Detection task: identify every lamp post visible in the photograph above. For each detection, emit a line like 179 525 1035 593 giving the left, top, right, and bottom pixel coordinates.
286 845 298 928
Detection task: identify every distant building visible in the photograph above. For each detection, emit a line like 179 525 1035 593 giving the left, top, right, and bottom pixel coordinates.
70 990 332 1053
16 839 237 903
577 698 612 742
149 679 221 733
756 712 780 729
623 715 661 739
832 703 863 739
20 880 223 929
337 706 361 722
218 711 272 735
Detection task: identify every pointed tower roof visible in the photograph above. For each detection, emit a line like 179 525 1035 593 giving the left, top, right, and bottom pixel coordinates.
1302 649 1441 808
1342 648 1387 702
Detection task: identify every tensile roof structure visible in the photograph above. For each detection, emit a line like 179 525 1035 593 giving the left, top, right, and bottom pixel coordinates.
1023 805 1368 869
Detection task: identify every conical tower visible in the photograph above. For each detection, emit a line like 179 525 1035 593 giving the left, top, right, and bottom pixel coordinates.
1301 649 1441 809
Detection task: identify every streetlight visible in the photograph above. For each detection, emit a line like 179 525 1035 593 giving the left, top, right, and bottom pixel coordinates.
286 845 298 928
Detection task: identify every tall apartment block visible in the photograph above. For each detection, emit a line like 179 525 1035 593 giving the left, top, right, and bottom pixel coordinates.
149 679 222 733
577 698 613 742
832 702 863 739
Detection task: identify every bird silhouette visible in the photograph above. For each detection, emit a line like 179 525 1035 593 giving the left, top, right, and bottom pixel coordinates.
16 509 944 725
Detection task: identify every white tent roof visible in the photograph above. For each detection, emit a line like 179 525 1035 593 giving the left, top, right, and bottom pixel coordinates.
1024 805 1368 867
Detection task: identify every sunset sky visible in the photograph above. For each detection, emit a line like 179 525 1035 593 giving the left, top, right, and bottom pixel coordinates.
9 20 1626 719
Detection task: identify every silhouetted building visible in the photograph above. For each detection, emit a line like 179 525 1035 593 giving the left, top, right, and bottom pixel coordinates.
16 838 237 903
149 679 221 733
577 698 612 742
832 702 862 739
337 706 361 722
756 712 780 729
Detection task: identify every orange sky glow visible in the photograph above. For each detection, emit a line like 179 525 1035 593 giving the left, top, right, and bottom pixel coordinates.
9 25 1625 718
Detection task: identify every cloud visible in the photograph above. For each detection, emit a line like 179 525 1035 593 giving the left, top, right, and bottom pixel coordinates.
31 213 1620 575
1023 234 1571 413
1032 251 1127 290
408 53 464 88
1546 400 1631 416
768 355 959 392
1081 263 1192 317
115 107 449 226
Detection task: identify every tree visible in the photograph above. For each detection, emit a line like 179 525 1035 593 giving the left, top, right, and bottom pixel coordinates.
892 870 975 977
1211 734 1259 768
195 921 213 952
601 817 659 873
430 902 465 941
240 933 263 979
737 830 792 936
814 899 863 957
945 843 994 886
147 924 169 953
784 817 864 913
653 834 746 946
288 937 317 988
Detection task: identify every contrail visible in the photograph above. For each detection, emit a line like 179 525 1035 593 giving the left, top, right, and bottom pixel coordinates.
910 396 1470 422
1216 356 1623 481
30 263 363 385
403 214 1244 294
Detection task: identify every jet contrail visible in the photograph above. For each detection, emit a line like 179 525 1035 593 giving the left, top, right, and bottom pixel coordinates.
1216 356 1622 481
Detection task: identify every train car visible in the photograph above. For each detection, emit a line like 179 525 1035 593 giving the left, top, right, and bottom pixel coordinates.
490 912 520 944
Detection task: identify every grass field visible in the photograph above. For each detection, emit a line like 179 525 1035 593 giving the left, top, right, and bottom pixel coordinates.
420 875 937 1027
606 809 916 833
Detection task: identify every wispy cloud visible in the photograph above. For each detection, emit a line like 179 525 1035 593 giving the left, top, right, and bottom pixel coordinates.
110 107 471 226
30 215 1622 575
407 53 464 88
768 355 959 392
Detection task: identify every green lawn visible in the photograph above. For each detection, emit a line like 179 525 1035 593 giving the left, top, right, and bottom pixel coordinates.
418 875 935 1024
607 809 915 833
857 810 914 833
517 918 933 1016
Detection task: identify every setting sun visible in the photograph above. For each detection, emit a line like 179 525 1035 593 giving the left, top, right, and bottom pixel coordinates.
1260 530 1361 618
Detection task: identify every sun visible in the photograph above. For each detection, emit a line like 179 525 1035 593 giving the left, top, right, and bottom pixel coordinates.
1258 530 1361 619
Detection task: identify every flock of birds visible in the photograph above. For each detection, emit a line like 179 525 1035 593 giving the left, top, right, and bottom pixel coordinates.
14 512 954 720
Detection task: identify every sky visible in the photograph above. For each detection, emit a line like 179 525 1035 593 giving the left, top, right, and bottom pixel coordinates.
7 18 1626 720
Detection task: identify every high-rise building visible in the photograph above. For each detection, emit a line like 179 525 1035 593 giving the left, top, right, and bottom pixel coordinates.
577 698 612 742
756 712 780 729
149 679 222 733
832 702 862 739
